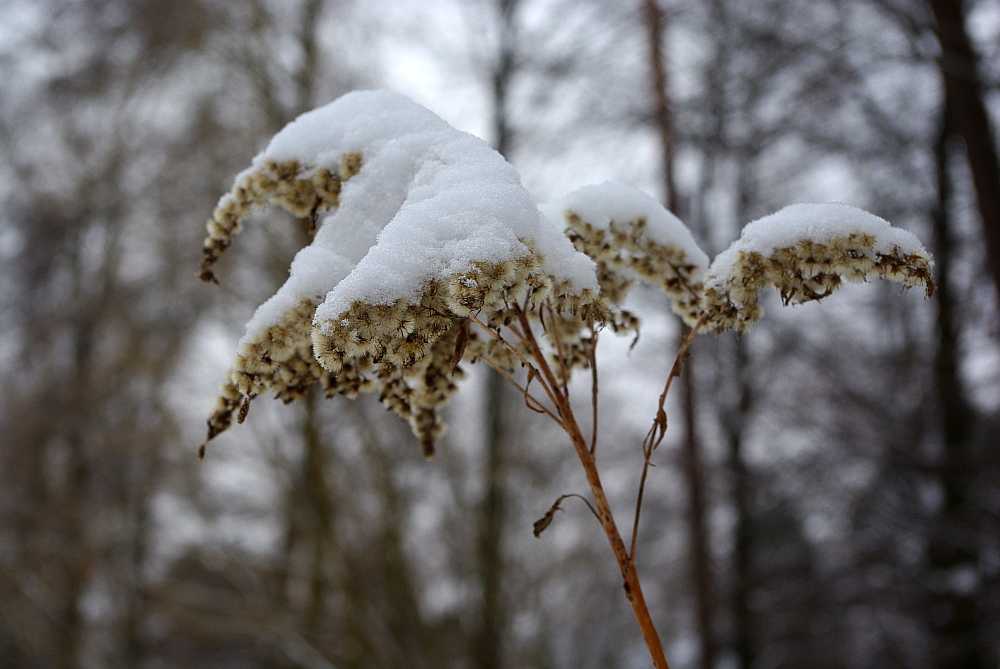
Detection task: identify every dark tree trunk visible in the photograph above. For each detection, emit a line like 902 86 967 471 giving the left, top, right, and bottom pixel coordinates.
644 2 716 668
928 0 1000 308
474 3 520 666
925 109 986 669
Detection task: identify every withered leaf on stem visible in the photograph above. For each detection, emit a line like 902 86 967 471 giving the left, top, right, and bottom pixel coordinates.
533 502 562 537
534 494 600 537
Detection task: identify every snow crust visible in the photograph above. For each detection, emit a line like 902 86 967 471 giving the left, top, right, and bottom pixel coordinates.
239 90 596 341
540 182 710 272
707 202 928 284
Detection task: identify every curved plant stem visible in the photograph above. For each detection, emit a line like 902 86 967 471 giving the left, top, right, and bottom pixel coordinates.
630 317 704 562
467 313 563 412
512 306 671 669
588 324 599 454
474 350 564 427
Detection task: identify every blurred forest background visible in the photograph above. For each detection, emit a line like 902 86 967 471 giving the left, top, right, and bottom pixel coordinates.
1 0 998 667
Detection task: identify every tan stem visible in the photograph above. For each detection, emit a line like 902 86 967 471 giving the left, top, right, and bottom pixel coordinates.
514 308 671 669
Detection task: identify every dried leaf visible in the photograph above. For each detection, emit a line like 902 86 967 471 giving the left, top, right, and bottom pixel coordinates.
533 503 562 537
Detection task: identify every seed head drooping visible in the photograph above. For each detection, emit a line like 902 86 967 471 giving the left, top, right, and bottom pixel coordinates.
700 203 935 333
199 155 362 284
543 183 709 325
198 90 598 456
198 94 934 457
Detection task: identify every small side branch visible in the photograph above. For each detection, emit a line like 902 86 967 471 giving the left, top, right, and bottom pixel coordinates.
468 313 563 413
475 353 564 428
533 493 601 537
630 317 704 561
588 323 600 454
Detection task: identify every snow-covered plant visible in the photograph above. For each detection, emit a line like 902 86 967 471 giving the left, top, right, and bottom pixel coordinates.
197 90 934 669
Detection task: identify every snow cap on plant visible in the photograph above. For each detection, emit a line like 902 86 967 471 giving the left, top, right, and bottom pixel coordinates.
700 203 935 333
199 90 598 456
542 183 709 328
198 91 935 457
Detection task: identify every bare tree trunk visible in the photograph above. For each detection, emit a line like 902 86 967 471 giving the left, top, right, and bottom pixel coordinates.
57 436 86 669
927 0 1000 308
644 2 715 667
926 109 986 669
644 0 678 214
302 391 333 642
295 0 325 114
474 3 520 667
723 338 755 669
476 375 507 669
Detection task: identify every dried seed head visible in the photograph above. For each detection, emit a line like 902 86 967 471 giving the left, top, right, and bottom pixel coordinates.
701 232 935 334
199 153 362 283
202 298 331 449
563 212 706 327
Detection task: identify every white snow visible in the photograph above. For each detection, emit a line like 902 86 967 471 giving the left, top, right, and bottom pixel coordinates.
238 90 597 342
706 202 929 283
540 182 710 272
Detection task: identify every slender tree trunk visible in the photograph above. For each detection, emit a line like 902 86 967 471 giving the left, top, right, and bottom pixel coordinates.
723 338 755 669
475 375 507 669
927 0 1000 308
57 435 86 669
644 0 678 214
302 390 333 642
295 0 325 114
723 163 765 669
644 2 715 667
474 4 519 666
926 109 985 669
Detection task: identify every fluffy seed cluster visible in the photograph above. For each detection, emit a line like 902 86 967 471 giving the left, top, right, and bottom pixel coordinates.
309 249 603 450
199 154 362 283
563 211 705 327
198 98 935 459
203 226 601 455
202 297 376 455
701 233 935 333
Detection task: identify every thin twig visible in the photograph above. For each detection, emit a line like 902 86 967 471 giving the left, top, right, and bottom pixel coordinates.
588 322 599 454
629 316 704 562
466 314 533 369
475 352 564 428
513 306 565 407
467 313 563 413
647 316 705 452
543 299 570 394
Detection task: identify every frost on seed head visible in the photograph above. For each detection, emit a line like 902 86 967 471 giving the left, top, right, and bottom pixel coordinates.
700 203 935 333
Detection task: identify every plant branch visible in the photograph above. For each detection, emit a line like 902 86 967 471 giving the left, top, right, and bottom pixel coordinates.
588 323 599 454
630 316 704 562
543 300 570 394
475 353 564 427
467 313 563 412
513 305 670 669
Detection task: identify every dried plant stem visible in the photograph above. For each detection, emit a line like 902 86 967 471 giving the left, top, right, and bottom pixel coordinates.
630 317 704 561
588 325 599 454
467 314 563 413
474 350 564 426
511 306 671 669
